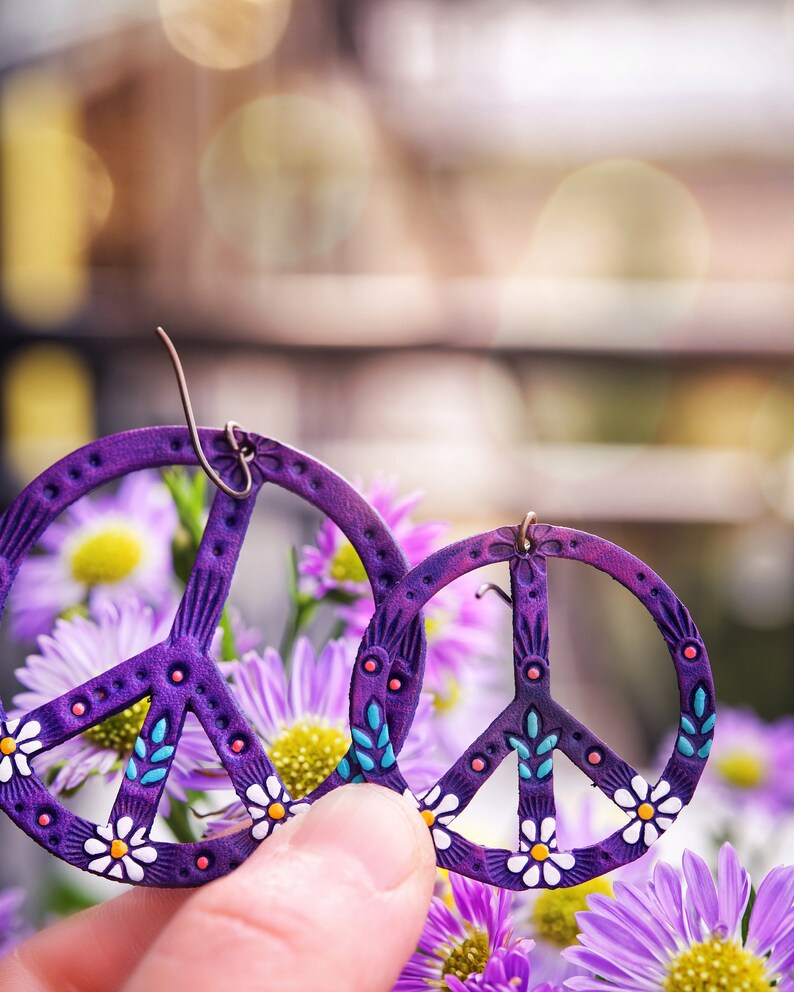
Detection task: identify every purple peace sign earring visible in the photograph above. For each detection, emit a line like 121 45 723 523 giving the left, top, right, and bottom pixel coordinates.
0 335 426 888
349 514 715 889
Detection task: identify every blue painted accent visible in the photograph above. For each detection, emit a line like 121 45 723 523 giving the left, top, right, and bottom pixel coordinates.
355 750 375 771
151 745 174 763
701 714 716 734
337 757 350 779
125 758 137 780
680 716 696 735
677 736 695 757
698 740 712 759
519 764 532 780
381 744 396 768
694 687 707 719
527 711 539 739
367 703 380 731
134 737 146 759
352 728 373 748
377 724 390 748
537 734 558 755
351 774 365 784
509 737 530 760
152 718 167 744
537 758 553 779
140 768 167 785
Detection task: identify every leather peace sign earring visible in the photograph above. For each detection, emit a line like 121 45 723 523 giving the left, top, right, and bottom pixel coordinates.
349 513 715 889
0 330 426 887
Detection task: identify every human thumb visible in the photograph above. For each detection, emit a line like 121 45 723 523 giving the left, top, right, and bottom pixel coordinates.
122 784 436 992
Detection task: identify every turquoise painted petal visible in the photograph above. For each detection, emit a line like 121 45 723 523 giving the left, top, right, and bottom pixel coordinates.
698 740 712 759
509 737 530 761
367 703 381 732
337 757 351 779
125 758 137 780
377 724 390 748
677 736 695 757
527 711 539 739
537 734 558 755
351 775 365 784
352 728 373 748
694 687 707 719
381 744 396 769
152 718 168 745
151 745 174 764
355 750 375 771
680 716 697 735
140 768 167 785
537 758 553 779
701 714 716 734
134 737 146 759
519 764 532 780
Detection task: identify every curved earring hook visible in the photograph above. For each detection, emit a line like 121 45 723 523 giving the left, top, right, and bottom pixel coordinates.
155 327 253 500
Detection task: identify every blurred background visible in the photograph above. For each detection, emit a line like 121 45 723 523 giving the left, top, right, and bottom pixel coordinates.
1 0 793 914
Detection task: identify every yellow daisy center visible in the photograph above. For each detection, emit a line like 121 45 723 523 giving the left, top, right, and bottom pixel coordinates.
329 541 367 585
267 802 286 820
440 929 490 987
0 738 16 755
269 719 349 799
69 525 144 586
83 699 150 755
663 937 773 992
715 752 766 790
637 802 655 821
532 879 613 948
110 839 128 859
421 809 436 827
531 842 550 861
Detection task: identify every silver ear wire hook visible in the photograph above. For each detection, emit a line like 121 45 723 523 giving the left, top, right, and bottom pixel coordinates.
155 327 254 500
517 510 538 553
476 583 513 608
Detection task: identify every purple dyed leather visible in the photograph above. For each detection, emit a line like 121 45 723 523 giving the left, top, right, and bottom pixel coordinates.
0 427 425 887
349 524 715 888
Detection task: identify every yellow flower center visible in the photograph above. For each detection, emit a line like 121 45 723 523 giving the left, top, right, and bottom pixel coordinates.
440 930 490 987
269 719 349 799
69 525 144 586
84 699 150 755
0 738 16 755
110 839 128 859
433 678 462 715
663 937 773 992
421 809 436 827
329 541 367 585
637 802 655 821
715 752 766 790
267 802 286 820
531 843 550 862
531 879 613 948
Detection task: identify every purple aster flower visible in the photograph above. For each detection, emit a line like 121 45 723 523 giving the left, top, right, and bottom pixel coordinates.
0 888 31 957
563 843 794 991
11 600 211 806
396 873 553 992
11 470 179 640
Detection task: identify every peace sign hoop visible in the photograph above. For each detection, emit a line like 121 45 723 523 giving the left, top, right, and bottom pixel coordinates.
0 427 426 887
349 522 715 889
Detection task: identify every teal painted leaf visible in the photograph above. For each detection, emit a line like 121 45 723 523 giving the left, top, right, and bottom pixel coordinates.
701 714 716 734
698 740 712 759
351 774 365 784
519 764 532 780
537 734 558 755
151 745 174 763
337 757 351 779
352 728 373 748
509 737 530 761
527 711 539 739
537 758 553 779
377 724 390 748
681 716 696 735
140 768 167 785
694 687 707 719
677 736 695 757
355 749 375 771
381 744 396 769
125 758 137 780
152 718 168 745
367 703 381 732
134 737 146 759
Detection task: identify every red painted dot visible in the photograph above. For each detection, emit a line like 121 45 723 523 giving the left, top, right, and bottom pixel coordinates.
196 856 209 870
171 669 185 683
71 701 86 717
38 813 51 827
587 751 602 765
388 678 402 691
471 757 486 772
527 666 541 681
363 659 377 673
231 739 245 753
683 645 698 660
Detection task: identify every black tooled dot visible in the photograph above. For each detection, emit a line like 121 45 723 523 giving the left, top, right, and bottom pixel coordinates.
43 484 58 499
215 717 228 730
229 861 240 870
171 439 181 451
179 868 189 878
363 528 375 539
49 835 60 846
111 679 122 690
13 803 23 813
292 461 306 475
196 684 206 695
470 549 479 559
486 745 496 755
406 591 414 600
68 468 81 480
212 545 223 557
310 480 320 491
136 669 147 680
651 588 659 597
572 731 581 741
376 551 385 561
472 863 481 872
208 699 217 710
570 540 578 548
422 576 432 585
637 572 646 582
225 516 237 528
89 454 101 467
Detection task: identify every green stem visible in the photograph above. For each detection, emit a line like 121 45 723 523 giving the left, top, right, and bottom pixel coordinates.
164 800 196 844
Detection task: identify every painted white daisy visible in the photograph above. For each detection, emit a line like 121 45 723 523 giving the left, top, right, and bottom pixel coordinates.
83 816 157 882
417 785 459 851
507 816 575 887
615 775 683 847
0 719 42 782
245 776 309 842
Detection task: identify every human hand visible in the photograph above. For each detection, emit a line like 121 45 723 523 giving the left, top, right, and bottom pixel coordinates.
0 784 436 992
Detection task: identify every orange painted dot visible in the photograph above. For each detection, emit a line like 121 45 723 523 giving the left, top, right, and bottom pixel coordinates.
527 666 541 681
71 701 86 716
587 751 602 765
683 645 698 660
171 669 185 683
637 803 655 821
530 843 550 862
0 738 16 755
196 856 209 870
388 678 401 691
421 809 435 827
110 839 128 859
471 757 486 772
268 802 286 820
231 739 245 753
363 659 377 673
38 813 51 827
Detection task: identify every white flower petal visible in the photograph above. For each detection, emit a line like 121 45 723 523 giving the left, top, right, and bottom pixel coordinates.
108 864 124 880
432 828 451 850
4 720 19 734
424 785 441 807
123 857 144 882
614 789 636 809
622 820 642 845
130 846 157 864
543 863 561 886
266 776 282 800
650 780 671 802
89 856 111 874
16 721 41 743
507 855 529 874
540 817 556 843
437 813 457 826
402 789 419 809
246 784 269 806
84 838 107 856
97 824 114 841
643 823 659 846
521 820 538 842
130 828 147 847
656 817 674 831
630 775 649 801
0 756 12 783
657 797 683 815
14 755 30 776
436 794 459 816
19 740 41 755
289 803 311 817
251 820 271 841
116 816 134 839
549 852 575 870
249 806 266 820
523 864 541 887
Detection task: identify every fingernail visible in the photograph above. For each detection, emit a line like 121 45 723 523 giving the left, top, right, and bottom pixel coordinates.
287 784 428 891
